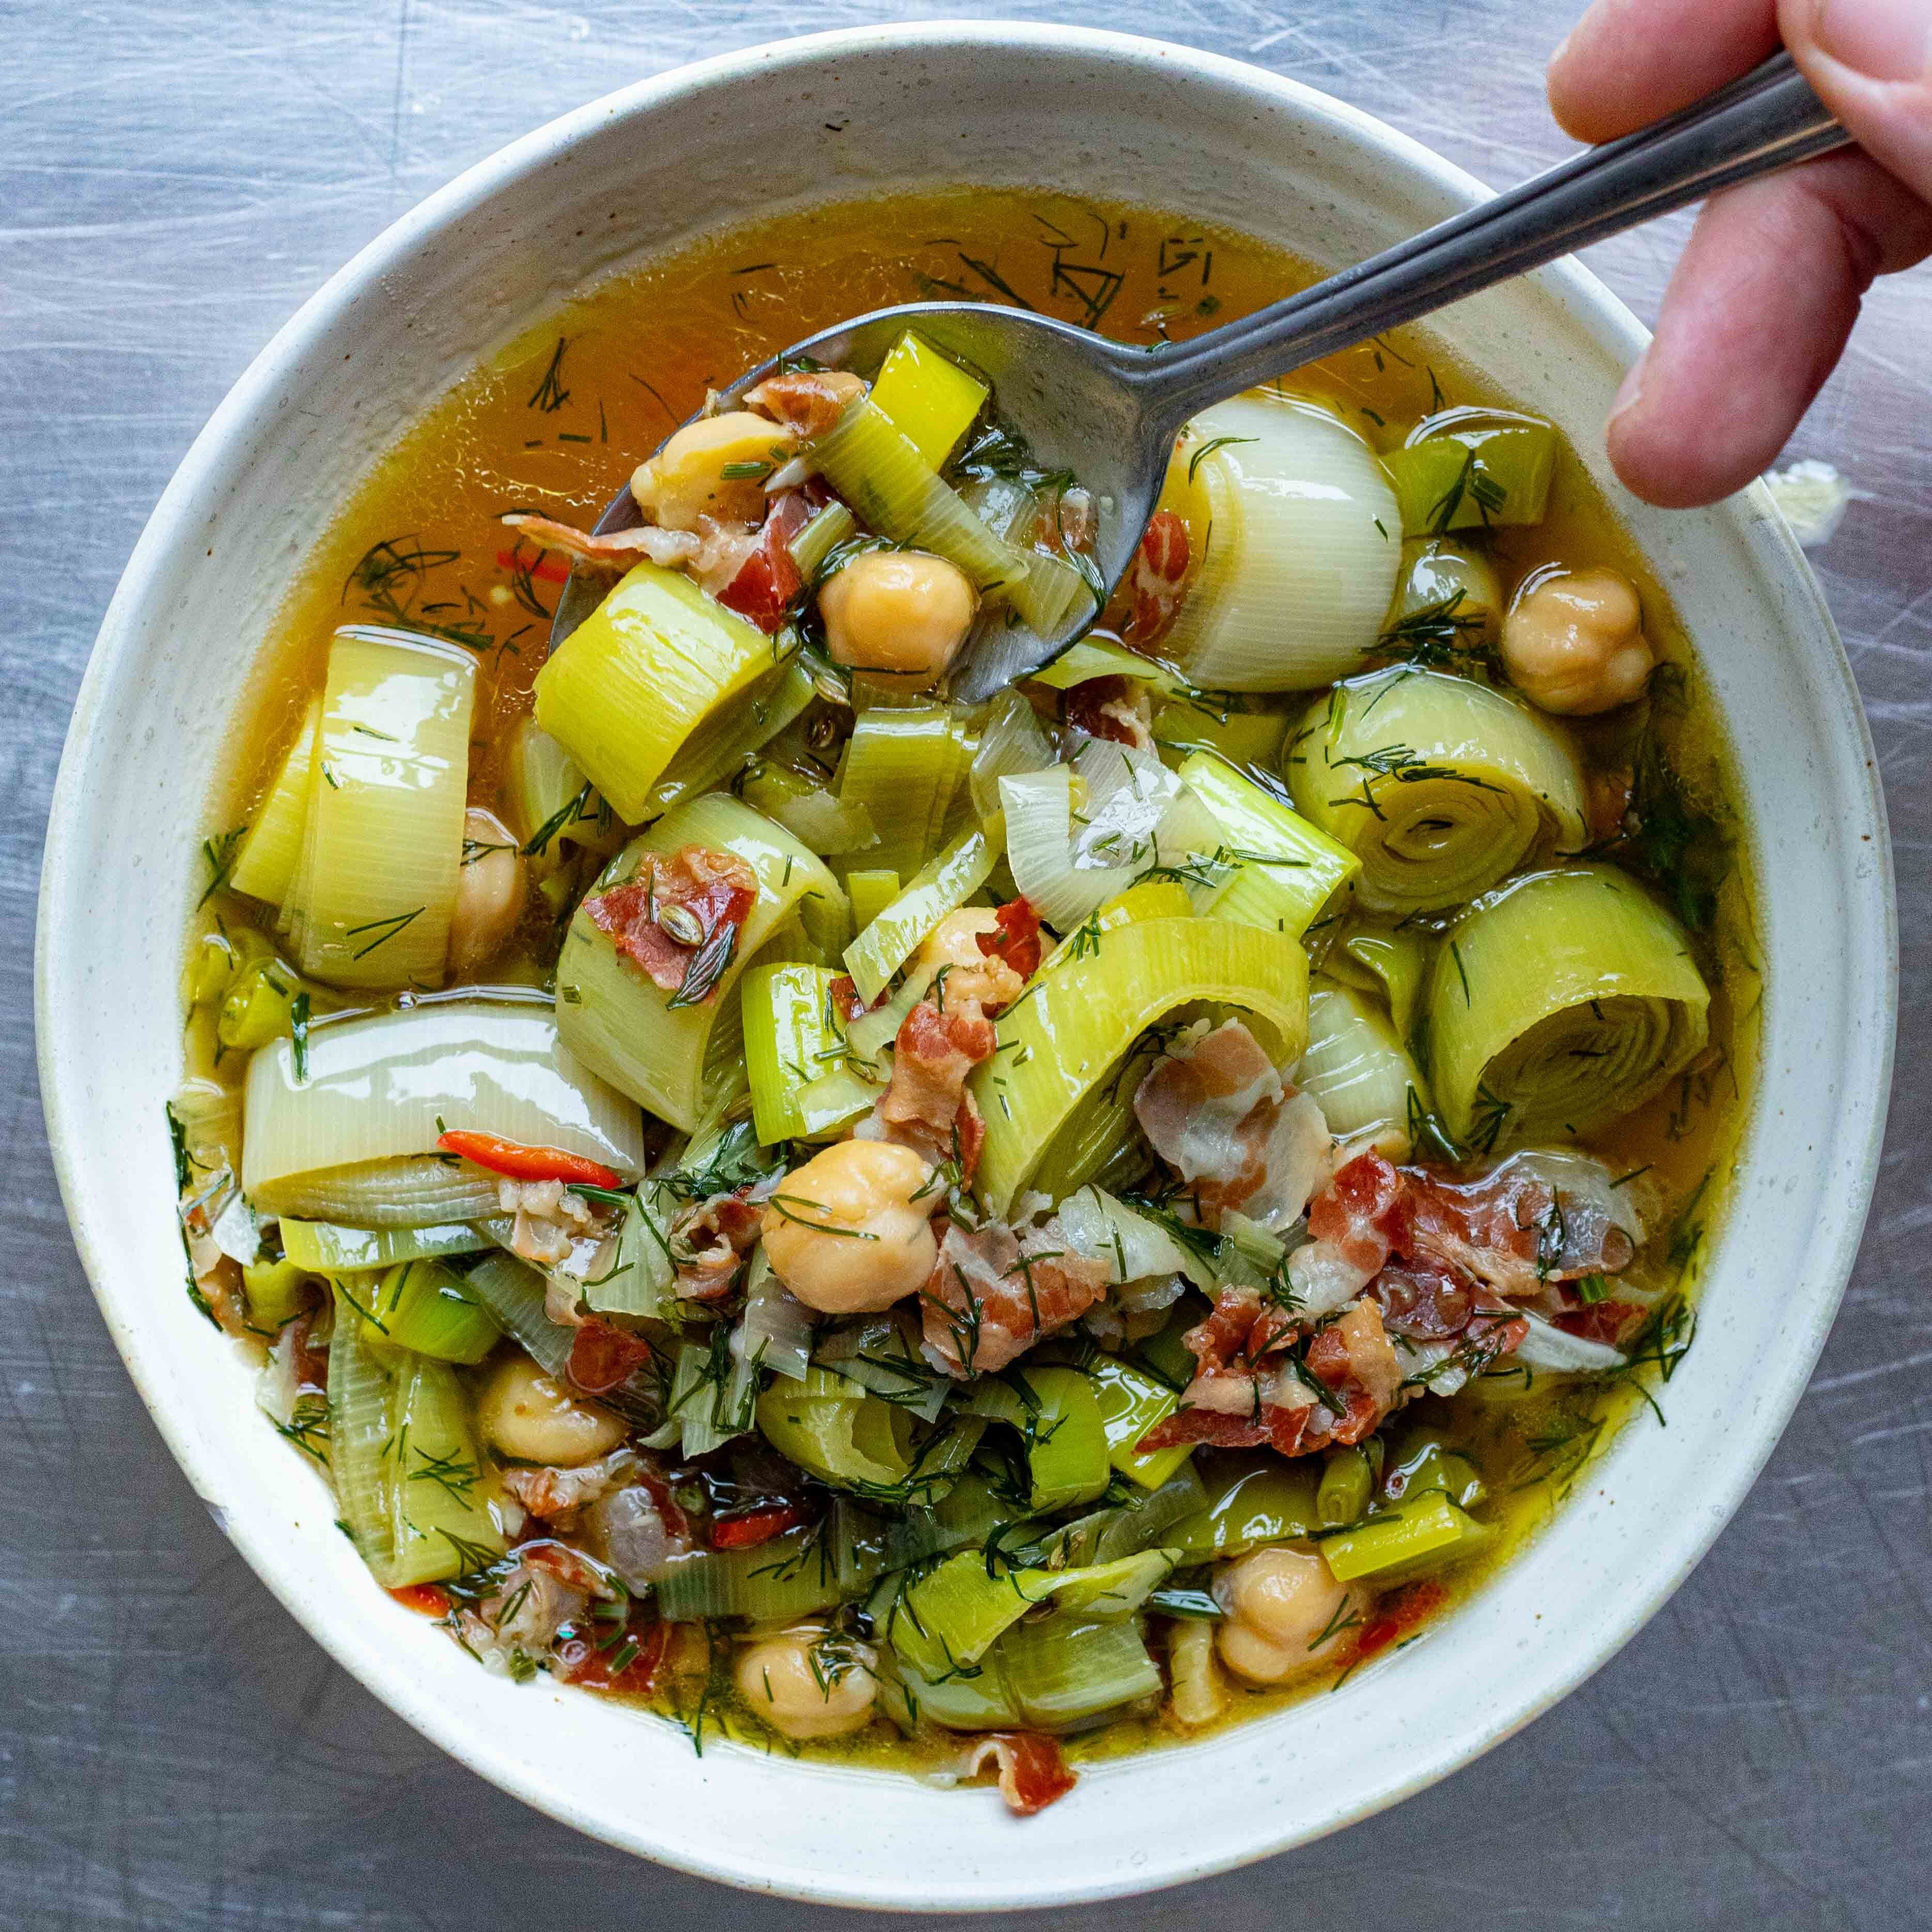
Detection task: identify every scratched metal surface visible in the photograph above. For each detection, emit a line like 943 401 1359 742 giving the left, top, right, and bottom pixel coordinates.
4 2 1929 1926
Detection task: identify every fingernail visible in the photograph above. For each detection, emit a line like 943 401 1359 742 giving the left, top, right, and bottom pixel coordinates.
1813 0 1929 80
1610 352 1646 424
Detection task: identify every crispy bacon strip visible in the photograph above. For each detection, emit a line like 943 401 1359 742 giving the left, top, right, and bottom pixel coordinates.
716 491 810 633
743 368 868 438
954 1732 1078 1816
1064 674 1155 751
500 511 698 571
876 998 998 1167
1138 1295 1403 1457
921 1220 1111 1376
670 1193 762 1301
501 1450 636 1526
566 1318 652 1396
975 897 1042 982
584 845 758 996
1130 507 1189 642
555 1614 671 1696
1134 1020 1328 1229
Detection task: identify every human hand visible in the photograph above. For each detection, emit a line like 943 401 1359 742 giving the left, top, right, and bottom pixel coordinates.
1548 0 1932 506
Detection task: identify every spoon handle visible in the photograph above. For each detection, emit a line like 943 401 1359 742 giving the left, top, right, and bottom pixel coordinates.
1131 51 1850 429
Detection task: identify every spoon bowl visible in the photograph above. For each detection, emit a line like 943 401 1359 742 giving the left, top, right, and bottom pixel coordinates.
554 49 1845 699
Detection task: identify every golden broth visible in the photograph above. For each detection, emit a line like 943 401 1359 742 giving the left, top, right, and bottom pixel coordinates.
195 188 1758 1770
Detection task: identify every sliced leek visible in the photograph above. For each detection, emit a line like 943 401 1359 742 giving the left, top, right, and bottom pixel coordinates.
836 706 977 881
1298 979 1432 1151
868 330 988 470
242 999 643 1214
503 716 618 881
1178 750 1360 940
532 560 780 822
1157 391 1401 691
843 819 998 1008
384 1355 506 1586
555 793 845 1132
742 962 879 1142
1424 865 1710 1149
970 916 1310 1217
286 628 475 988
329 1284 398 1576
811 397 1091 637
645 658 816 822
230 697 319 907
1286 667 1586 915
278 1218 490 1273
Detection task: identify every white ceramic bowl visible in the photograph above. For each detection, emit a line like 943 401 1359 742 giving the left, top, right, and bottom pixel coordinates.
37 23 1895 1909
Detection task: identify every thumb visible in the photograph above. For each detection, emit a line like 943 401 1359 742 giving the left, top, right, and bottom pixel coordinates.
1782 0 1932 206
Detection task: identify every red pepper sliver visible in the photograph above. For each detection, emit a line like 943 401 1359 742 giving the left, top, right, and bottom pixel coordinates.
389 1584 453 1617
435 1129 621 1191
495 546 573 585
710 1503 805 1550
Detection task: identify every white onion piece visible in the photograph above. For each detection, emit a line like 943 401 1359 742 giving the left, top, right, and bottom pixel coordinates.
242 999 645 1197
1160 391 1401 691
1001 739 1216 930
1514 1312 1627 1374
968 689 1055 823
1056 1185 1217 1292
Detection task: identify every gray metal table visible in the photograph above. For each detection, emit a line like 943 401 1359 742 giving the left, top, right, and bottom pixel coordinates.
5 4 1928 1926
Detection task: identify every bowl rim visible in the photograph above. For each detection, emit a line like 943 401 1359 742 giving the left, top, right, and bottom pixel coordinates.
35 19 1897 1908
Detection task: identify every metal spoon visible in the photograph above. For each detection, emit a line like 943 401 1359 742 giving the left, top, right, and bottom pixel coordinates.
553 51 1847 700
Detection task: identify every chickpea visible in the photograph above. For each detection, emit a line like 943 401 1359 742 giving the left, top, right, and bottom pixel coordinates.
818 550 976 684
1212 1544 1362 1686
476 1353 625 1467
448 807 527 979
735 1621 878 1740
909 907 1021 1008
1500 566 1655 715
630 411 798 532
1389 537 1504 648
761 1140 938 1315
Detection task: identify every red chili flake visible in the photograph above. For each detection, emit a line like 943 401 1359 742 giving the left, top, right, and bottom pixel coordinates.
710 1502 805 1550
567 1318 652 1396
388 1584 453 1617
495 546 573 586
435 1129 622 1192
556 1615 670 1697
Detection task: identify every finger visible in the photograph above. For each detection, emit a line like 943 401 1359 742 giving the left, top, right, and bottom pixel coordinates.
1781 0 1932 203
1548 0 1780 142
1605 149 1932 505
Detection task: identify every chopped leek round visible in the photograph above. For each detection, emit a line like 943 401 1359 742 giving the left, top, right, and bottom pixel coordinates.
970 917 1310 1217
533 560 780 824
1286 666 1586 915
1157 390 1401 691
554 792 845 1132
242 999 644 1215
1298 979 1432 1152
229 697 319 908
1424 865 1711 1149
285 628 475 989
